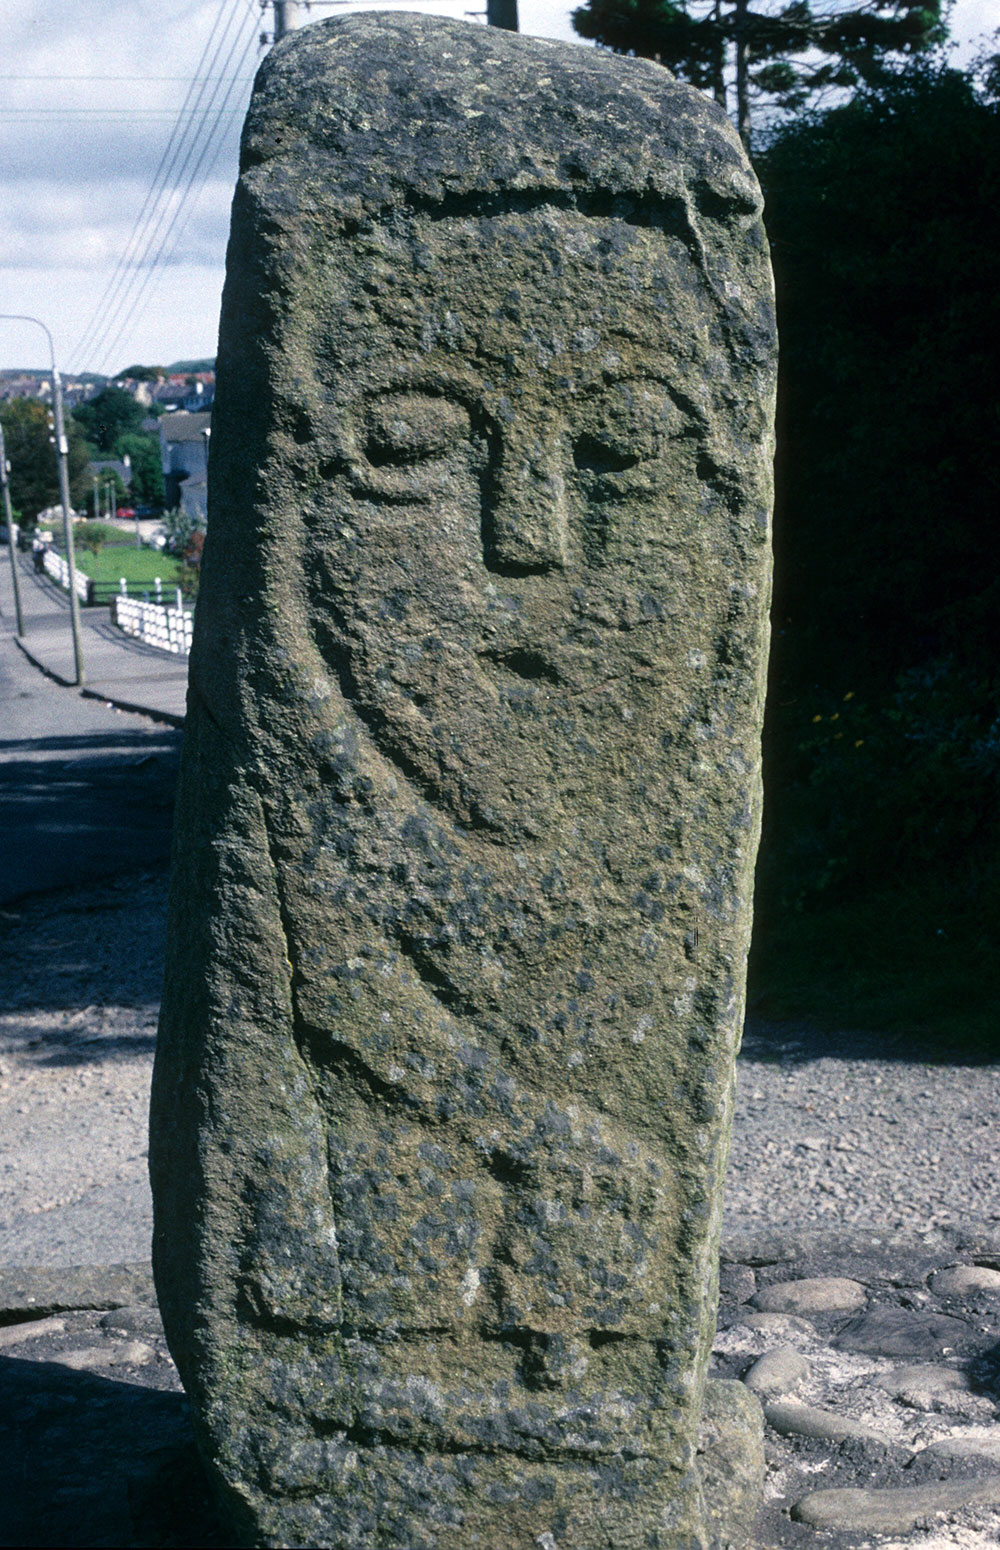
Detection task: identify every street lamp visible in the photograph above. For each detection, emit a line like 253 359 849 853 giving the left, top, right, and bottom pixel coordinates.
202 423 211 526
0 313 84 685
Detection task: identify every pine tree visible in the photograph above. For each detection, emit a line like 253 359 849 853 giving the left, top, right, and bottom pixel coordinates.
571 0 946 145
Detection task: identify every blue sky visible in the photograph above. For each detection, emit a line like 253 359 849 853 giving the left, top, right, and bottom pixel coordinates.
1 0 995 377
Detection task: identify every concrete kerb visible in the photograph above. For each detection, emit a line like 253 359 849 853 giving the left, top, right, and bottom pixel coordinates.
4 552 189 725
13 632 78 690
78 686 185 729
15 633 187 728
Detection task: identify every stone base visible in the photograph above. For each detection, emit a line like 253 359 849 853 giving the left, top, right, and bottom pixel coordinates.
205 1378 764 1549
239 1450 708 1550
697 1380 766 1549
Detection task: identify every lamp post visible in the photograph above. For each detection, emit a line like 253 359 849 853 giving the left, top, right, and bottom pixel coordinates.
0 420 25 636
201 423 211 528
0 314 84 685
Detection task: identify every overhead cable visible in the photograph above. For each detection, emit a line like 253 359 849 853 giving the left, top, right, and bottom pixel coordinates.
95 21 260 375
72 0 257 373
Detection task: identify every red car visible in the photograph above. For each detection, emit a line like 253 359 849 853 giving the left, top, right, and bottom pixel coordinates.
116 506 136 519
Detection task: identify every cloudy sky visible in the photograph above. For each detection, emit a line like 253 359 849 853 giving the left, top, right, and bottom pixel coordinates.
1 0 994 378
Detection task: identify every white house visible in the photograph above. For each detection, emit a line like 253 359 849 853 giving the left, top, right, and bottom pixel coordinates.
160 410 211 518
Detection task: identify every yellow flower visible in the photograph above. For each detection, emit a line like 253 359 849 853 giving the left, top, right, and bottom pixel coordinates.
830 712 839 722
843 691 855 701
812 714 823 723
854 739 864 748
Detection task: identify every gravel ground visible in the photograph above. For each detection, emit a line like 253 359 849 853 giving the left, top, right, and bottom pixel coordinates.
726 1022 1000 1245
0 872 165 1267
1 868 999 1265
3 869 1000 1548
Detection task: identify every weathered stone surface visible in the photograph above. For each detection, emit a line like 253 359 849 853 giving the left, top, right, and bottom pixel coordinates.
59 1338 156 1371
932 1264 1000 1297
922 1434 1000 1463
697 1379 765 1548
743 1346 809 1399
764 1399 886 1446
917 1432 1000 1457
876 1363 971 1400
0 1314 66 1351
875 1362 997 1419
791 1477 1000 1533
0 1262 155 1320
738 1310 815 1338
836 1306 985 1358
149 13 775 1548
751 1275 866 1315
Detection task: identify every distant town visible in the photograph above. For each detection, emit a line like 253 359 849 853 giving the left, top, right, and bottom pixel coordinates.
0 361 216 531
0 361 215 414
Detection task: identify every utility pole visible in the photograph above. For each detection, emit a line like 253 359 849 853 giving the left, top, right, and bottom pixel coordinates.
50 363 86 685
273 2 298 40
0 314 84 685
486 0 519 28
0 420 25 637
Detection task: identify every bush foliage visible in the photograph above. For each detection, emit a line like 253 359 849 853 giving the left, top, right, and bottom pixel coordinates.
750 62 1000 1049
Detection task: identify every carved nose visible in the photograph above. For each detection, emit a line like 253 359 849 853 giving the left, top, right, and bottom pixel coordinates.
484 431 568 574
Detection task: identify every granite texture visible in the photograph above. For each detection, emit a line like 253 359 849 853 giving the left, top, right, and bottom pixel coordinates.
149 14 775 1547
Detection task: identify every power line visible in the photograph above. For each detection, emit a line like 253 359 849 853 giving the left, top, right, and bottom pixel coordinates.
72 0 258 374
0 108 248 117
70 0 244 370
0 73 257 81
95 23 260 374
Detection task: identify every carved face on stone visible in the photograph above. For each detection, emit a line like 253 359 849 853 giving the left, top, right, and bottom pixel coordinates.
301 206 748 841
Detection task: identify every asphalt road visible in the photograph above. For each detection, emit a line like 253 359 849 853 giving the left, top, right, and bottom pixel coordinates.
0 607 180 1268
0 615 181 908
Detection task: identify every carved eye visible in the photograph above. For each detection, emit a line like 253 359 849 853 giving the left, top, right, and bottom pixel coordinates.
573 385 684 486
572 433 639 476
364 395 470 466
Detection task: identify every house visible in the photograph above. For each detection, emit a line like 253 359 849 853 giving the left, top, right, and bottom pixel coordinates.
89 458 132 517
150 373 216 415
159 410 211 518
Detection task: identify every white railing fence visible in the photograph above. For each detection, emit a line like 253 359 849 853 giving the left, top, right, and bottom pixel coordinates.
41 546 90 603
112 592 193 656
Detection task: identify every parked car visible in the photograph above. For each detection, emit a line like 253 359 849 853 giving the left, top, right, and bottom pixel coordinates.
116 506 136 520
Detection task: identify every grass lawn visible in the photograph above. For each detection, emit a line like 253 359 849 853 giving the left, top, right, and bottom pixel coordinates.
69 542 183 589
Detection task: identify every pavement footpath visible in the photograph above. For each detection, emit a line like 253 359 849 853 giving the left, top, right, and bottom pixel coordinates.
1 544 188 725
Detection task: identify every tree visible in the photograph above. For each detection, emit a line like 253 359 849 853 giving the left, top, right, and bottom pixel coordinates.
748 61 1000 1041
74 520 111 557
93 467 129 510
0 397 91 521
161 503 205 557
118 364 165 382
115 430 165 509
571 0 946 144
72 385 146 453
